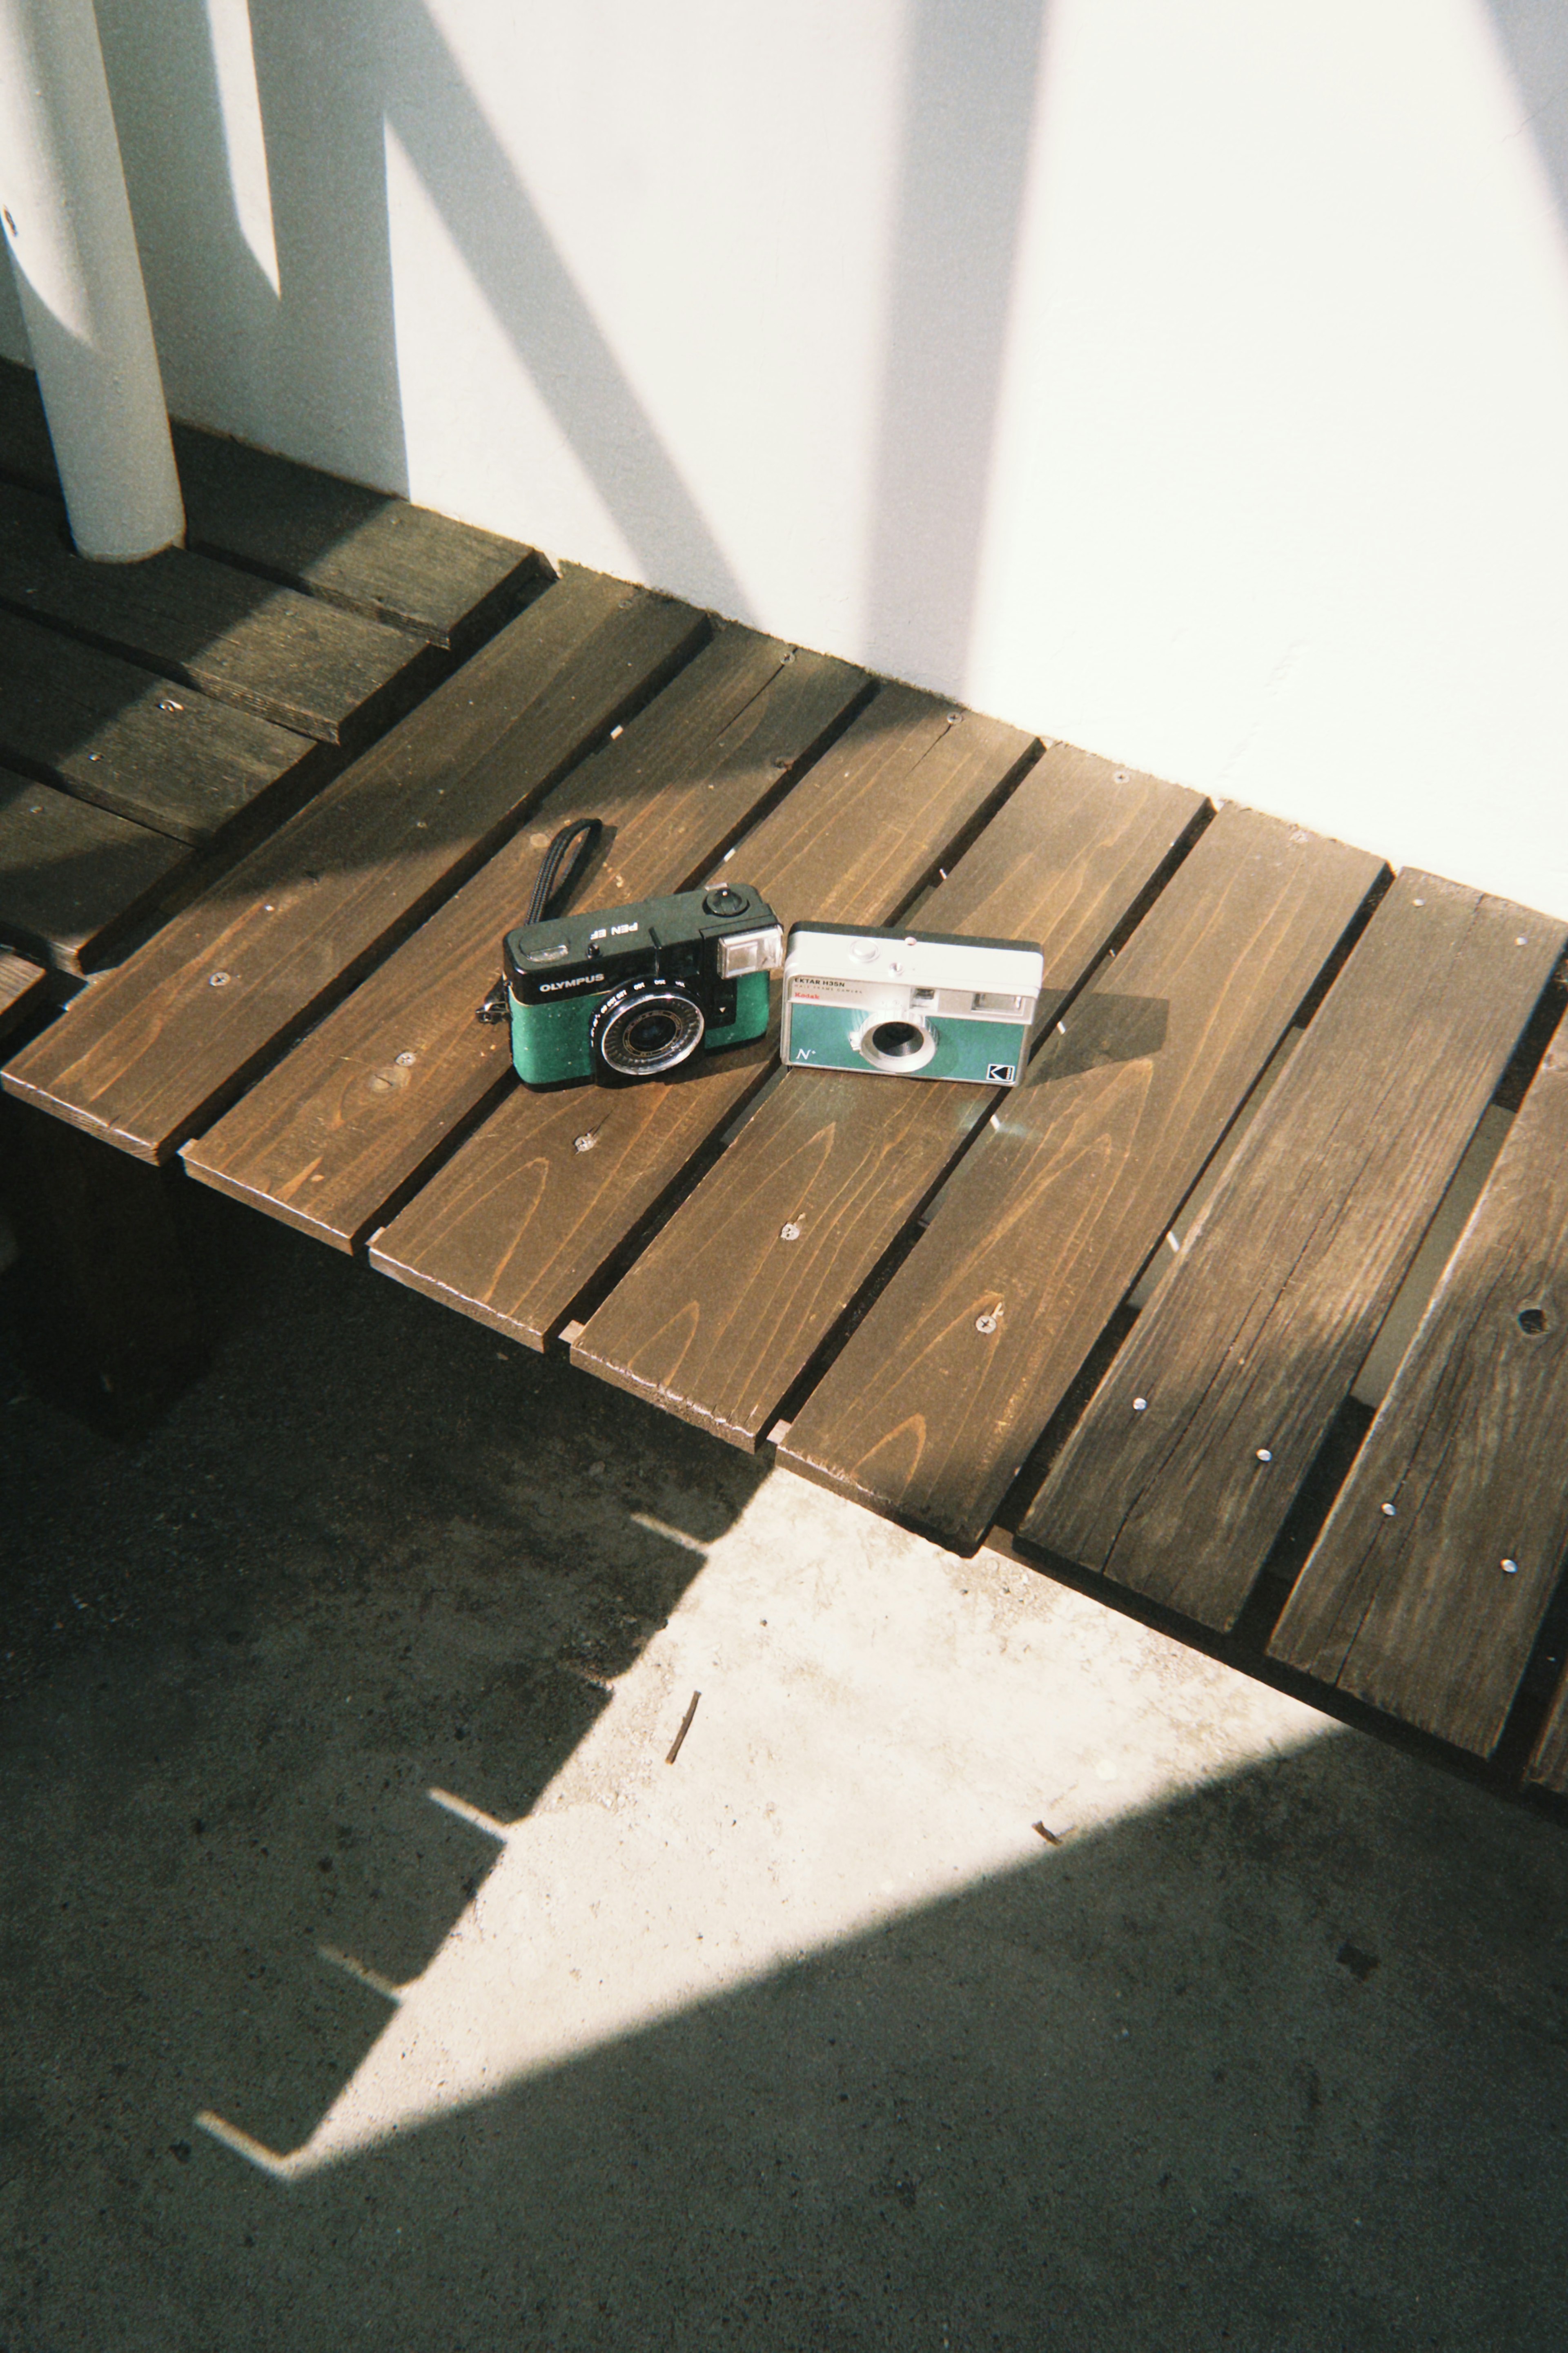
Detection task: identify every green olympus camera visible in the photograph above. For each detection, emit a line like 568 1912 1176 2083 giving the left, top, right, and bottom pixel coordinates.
504 882 784 1085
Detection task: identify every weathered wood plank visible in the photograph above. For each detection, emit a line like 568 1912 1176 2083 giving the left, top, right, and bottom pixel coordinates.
0 359 543 649
369 690 1037 1346
1268 1008 1568 1756
0 768 189 972
0 480 445 745
0 603 333 843
2 572 707 1160
0 946 47 1039
1019 872 1564 1625
182 632 869 1248
777 809 1384 1554
572 749 1205 1447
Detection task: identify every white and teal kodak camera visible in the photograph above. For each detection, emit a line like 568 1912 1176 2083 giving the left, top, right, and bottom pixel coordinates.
780 922 1045 1086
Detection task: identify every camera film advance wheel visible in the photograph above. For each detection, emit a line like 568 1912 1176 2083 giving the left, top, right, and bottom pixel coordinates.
591 979 706 1077
853 1013 938 1074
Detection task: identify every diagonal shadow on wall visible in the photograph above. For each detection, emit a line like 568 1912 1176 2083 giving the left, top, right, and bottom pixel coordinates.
864 0 1050 696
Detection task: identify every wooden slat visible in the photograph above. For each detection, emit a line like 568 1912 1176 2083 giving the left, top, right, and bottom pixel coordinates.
0 947 47 1040
777 809 1384 1555
1019 872 1565 1625
0 603 333 844
368 690 1037 1346
1528 1668 1568 1793
572 750 1205 1447
0 768 188 972
1269 1008 1568 1756
0 480 444 745
0 360 542 650
1 572 706 1160
181 632 869 1248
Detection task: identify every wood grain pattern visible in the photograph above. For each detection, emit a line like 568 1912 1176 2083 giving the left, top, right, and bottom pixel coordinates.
183 633 869 1248
2 573 706 1160
0 480 444 745
369 689 1037 1345
0 603 333 843
0 768 188 972
1269 1009 1568 1756
0 947 47 1040
0 359 543 649
572 749 1205 1446
1019 872 1565 1624
778 808 1384 1554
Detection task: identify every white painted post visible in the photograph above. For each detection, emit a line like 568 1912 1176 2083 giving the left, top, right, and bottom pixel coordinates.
0 0 184 560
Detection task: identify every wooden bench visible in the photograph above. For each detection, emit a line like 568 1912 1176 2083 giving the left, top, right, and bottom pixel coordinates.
5 387 1568 1800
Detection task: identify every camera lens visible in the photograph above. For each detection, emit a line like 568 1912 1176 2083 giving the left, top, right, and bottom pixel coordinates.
869 1020 925 1058
854 1012 938 1074
592 981 706 1077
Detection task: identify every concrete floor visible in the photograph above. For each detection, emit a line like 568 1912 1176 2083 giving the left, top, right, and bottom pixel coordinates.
4 1190 1568 2353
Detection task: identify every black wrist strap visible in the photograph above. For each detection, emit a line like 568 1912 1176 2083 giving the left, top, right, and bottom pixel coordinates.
477 817 606 1024
526 817 604 923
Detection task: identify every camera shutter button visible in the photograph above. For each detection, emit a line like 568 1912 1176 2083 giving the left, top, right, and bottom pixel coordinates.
703 888 749 917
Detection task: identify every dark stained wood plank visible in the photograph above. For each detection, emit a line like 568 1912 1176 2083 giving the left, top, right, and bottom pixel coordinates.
1019 872 1566 1625
369 689 1037 1346
0 603 334 843
0 947 47 1040
0 768 188 972
181 632 869 1247
0 358 544 650
572 749 1205 1447
1527 1669 1568 1792
777 808 1384 1555
0 480 445 745
1268 1008 1568 1756
170 426 545 652
2 572 707 1160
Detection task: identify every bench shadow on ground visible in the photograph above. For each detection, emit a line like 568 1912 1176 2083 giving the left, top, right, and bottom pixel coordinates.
5 1183 1568 2349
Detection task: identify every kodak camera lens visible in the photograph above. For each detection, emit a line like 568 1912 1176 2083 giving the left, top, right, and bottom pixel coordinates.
592 980 706 1077
856 1014 938 1073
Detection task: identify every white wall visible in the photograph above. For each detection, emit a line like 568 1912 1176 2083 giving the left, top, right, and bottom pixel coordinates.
10 0 1568 914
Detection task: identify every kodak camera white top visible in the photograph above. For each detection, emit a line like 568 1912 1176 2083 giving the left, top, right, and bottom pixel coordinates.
783 924 1043 1010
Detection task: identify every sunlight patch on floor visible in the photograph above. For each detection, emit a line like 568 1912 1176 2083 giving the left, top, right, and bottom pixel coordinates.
196 1470 1335 2177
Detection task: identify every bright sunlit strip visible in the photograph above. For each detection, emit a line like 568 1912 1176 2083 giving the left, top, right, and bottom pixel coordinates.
196 1474 1337 2179
203 0 280 295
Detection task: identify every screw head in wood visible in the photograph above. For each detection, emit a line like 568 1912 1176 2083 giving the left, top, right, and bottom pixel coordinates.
395 1052 416 1066
1381 1502 1397 1516
975 1313 999 1334
208 970 230 987
572 1132 598 1153
1502 1559 1519 1574
1133 1397 1147 1411
1256 1448 1272 1463
780 1222 802 1241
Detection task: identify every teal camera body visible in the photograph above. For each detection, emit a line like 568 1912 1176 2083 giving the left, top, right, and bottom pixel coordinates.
780 922 1045 1087
504 883 783 1086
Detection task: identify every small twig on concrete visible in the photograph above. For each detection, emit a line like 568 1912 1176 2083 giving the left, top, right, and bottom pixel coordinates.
1032 1820 1063 1845
666 1690 701 1764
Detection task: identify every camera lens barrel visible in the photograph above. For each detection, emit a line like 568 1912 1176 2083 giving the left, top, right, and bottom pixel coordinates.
592 979 706 1077
855 1013 938 1073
